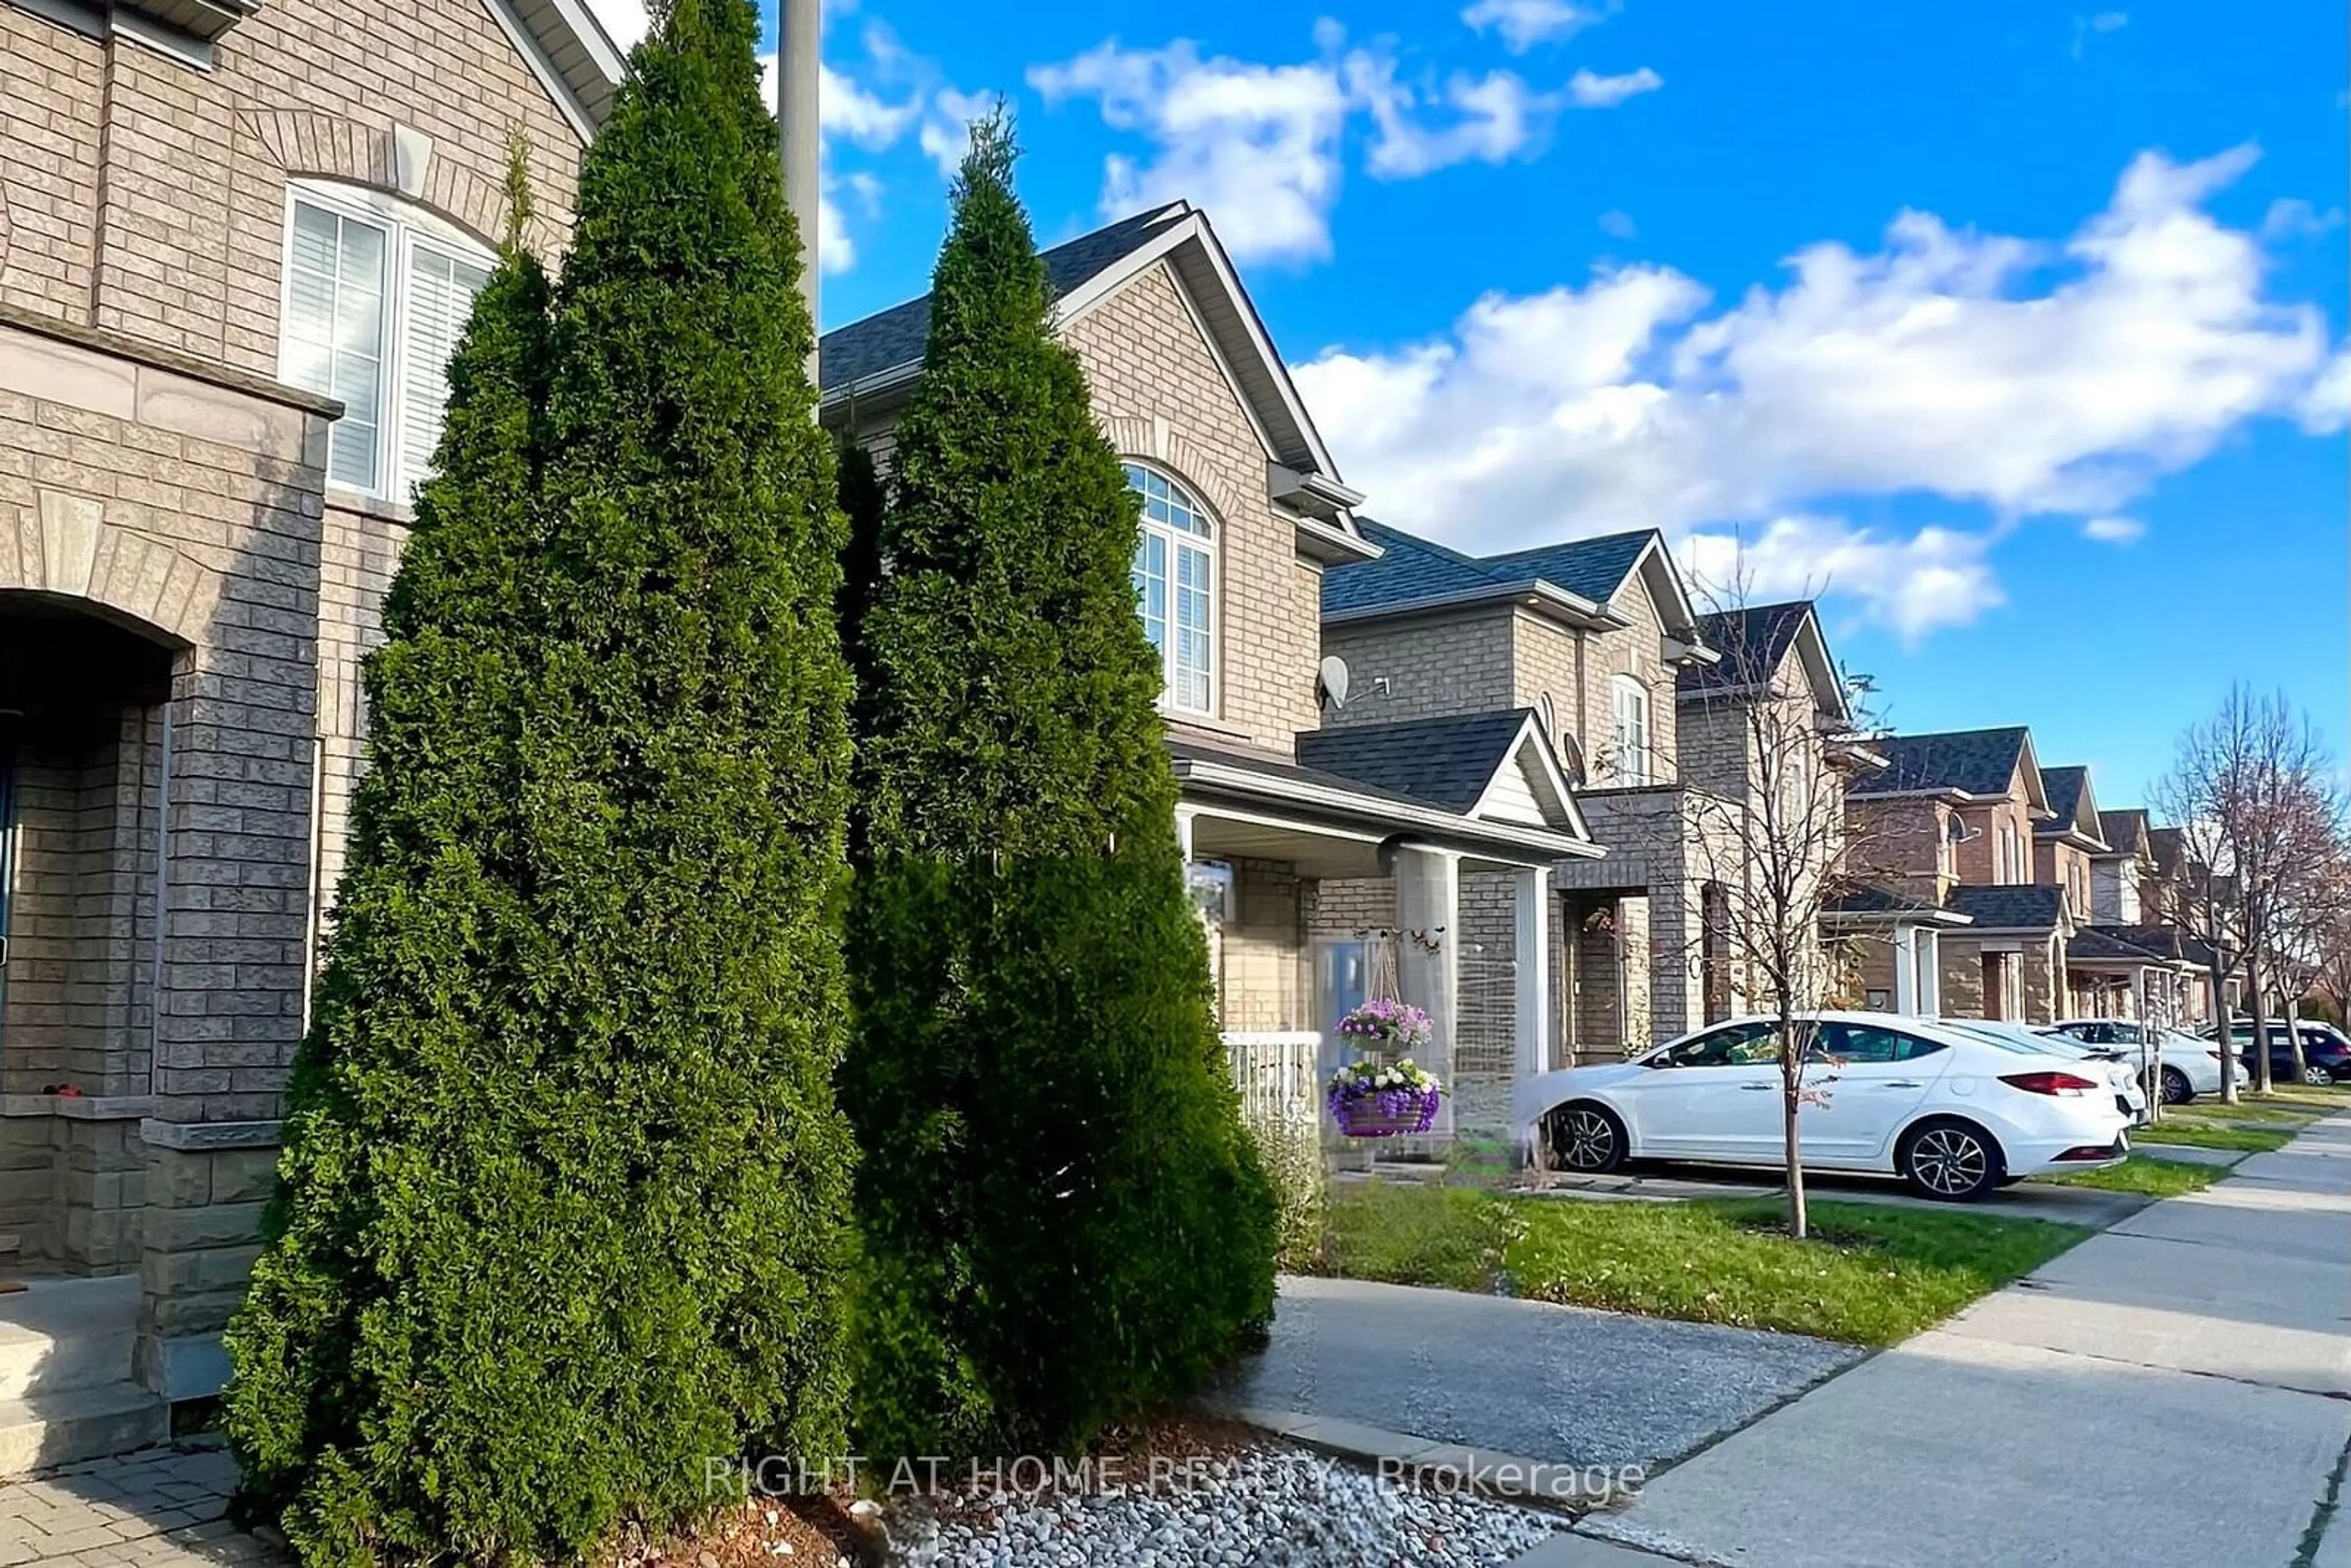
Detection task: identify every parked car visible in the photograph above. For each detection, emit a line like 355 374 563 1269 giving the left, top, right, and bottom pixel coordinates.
2049 1018 2228 1104
2207 1021 2351 1087
1932 1019 2149 1127
1517 1013 2130 1203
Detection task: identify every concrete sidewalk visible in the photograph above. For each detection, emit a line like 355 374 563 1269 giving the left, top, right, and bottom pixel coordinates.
1575 1109 2351 1568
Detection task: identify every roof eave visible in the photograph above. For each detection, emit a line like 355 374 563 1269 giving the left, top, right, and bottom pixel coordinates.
1324 579 1625 632
1172 756 1605 862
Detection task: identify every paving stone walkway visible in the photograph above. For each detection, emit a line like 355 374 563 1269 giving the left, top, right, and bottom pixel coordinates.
0 1445 278 1567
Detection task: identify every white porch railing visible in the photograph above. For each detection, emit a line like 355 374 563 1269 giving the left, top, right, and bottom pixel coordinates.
1223 1030 1322 1129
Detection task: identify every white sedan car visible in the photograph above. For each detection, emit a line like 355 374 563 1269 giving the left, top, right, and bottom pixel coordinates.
1517 1012 2131 1202
1930 1019 2148 1127
2049 1019 2229 1104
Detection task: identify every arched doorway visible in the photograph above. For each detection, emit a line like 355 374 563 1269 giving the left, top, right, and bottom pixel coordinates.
0 592 179 1272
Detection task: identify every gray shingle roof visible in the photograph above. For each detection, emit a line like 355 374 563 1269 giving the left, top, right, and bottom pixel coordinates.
1320 519 1660 620
2082 923 2186 961
1322 519 1510 616
1848 727 2031 798
1826 880 1954 917
1294 710 1533 814
817 204 1188 391
2067 926 2170 963
2037 766 2105 844
2097 808 2151 857
1679 602 1813 693
1945 882 2067 929
1477 531 1656 604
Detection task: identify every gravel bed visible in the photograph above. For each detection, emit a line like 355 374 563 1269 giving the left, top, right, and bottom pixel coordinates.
876 1442 1562 1567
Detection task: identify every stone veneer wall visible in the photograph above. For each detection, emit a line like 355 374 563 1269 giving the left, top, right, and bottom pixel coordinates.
0 309 334 1384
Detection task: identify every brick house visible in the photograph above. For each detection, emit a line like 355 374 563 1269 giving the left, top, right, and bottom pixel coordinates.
2058 803 2210 1025
1318 525 1883 1059
1844 727 2074 1021
0 0 617 1443
819 203 1601 1148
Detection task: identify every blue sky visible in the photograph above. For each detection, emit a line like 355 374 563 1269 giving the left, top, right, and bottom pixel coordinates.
590 0 2347 808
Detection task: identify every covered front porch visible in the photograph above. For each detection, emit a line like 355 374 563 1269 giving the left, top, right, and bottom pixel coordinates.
1171 733 1599 1150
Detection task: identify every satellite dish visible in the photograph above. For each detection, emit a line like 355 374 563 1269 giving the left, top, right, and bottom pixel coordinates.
1556 730 1588 789
1318 655 1352 711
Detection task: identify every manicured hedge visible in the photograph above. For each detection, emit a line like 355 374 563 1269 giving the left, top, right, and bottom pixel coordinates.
223 1 858 1556
841 116 1276 1461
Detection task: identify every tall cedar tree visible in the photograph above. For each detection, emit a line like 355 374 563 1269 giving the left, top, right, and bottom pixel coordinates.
224 0 858 1553
842 118 1275 1460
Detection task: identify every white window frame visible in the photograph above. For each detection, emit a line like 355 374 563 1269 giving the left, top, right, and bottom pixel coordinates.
1126 462 1218 718
1610 675 1651 785
278 180 497 503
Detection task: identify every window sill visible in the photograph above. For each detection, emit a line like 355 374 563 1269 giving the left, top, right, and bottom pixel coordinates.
324 486 416 528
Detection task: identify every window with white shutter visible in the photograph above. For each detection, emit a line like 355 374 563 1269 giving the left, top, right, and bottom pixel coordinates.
399 246 492 494
279 184 495 501
1610 676 1650 785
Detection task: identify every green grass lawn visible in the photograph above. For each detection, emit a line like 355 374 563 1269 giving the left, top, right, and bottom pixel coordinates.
2039 1154 2222 1198
1313 1184 2088 1347
2134 1120 2295 1153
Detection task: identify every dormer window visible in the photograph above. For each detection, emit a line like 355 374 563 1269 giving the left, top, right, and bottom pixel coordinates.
1610 675 1650 785
1127 463 1216 716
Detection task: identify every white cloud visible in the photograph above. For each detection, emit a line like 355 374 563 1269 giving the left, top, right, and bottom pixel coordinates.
1297 146 2341 638
2081 515 2146 544
1565 66 1662 107
2071 11 2129 59
1032 26 1649 264
2261 197 2347 241
1354 61 1565 179
1597 209 1638 239
1460 0 1614 53
1030 34 1353 265
1679 519 2004 642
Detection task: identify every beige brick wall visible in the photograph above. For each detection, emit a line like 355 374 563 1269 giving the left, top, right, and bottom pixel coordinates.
2034 838 2093 921
1320 610 1517 730
0 0 582 363
1213 859 1310 1033
1581 576 1678 786
0 8 106 325
1067 263 1325 753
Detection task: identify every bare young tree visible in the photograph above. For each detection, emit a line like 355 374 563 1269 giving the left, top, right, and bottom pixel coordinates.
2152 686 2344 1097
1675 579 1892 1240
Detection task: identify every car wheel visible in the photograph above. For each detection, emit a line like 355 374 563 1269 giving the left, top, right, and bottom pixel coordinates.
1545 1102 1629 1174
2306 1063 2336 1087
1897 1117 2004 1202
2158 1066 2193 1105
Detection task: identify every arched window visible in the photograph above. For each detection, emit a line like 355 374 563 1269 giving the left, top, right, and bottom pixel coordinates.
1126 463 1215 715
1941 812 1965 877
279 181 495 499
1609 675 1650 784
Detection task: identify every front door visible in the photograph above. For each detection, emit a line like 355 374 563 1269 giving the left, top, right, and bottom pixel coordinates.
1314 938 1369 1083
1801 1019 1948 1163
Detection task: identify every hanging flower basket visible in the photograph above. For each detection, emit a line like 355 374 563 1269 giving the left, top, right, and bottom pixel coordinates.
1327 999 1444 1137
1335 996 1435 1056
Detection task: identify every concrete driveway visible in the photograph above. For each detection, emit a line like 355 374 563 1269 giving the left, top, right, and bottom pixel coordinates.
1214 1275 1861 1478
1578 1111 2351 1568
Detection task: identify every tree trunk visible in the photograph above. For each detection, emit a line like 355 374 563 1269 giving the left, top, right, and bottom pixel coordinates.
2249 935 2274 1094
2212 948 2238 1105
1781 1013 1808 1241
2284 991 2310 1083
